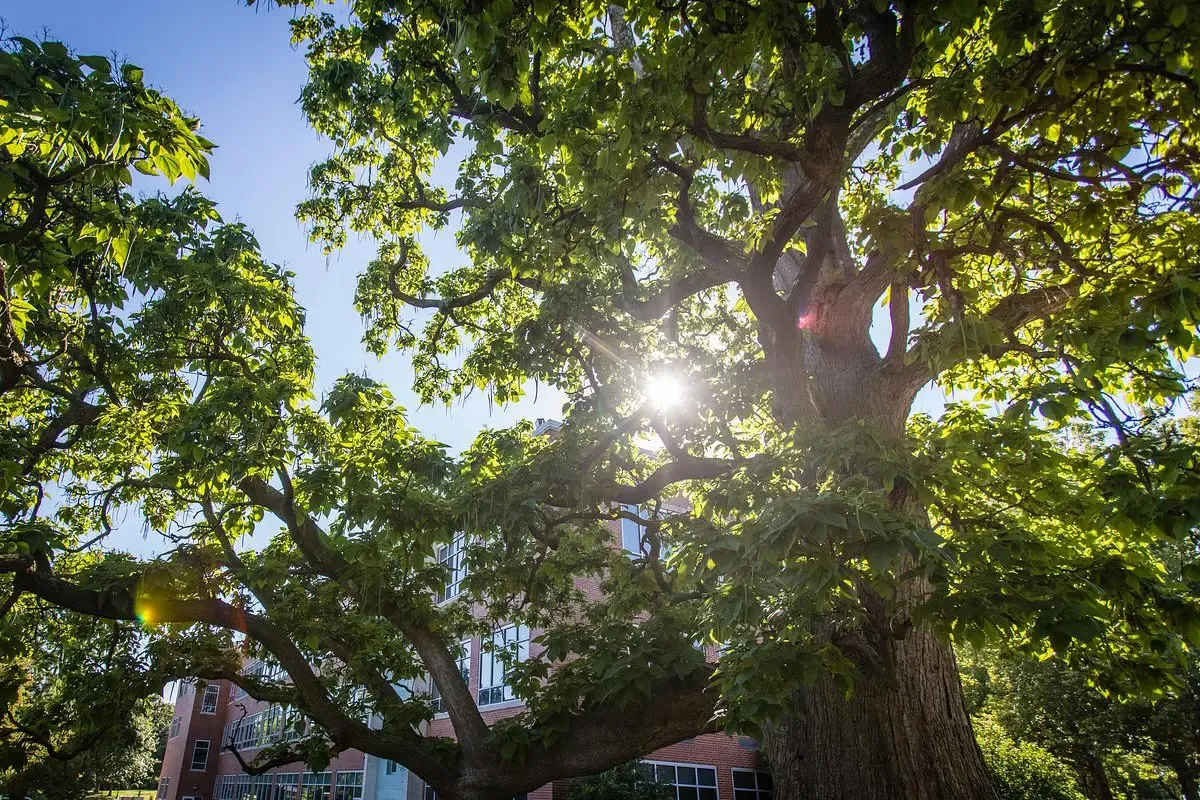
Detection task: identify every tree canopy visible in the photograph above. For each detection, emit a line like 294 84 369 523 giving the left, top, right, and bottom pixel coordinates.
3 0 1200 797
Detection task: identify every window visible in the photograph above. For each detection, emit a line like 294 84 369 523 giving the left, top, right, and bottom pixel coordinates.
189 739 211 771
274 773 300 800
217 774 273 800
334 771 364 800
302 771 332 800
201 684 221 713
169 715 182 738
478 624 529 706
235 660 288 701
157 777 170 799
435 534 468 602
223 705 303 751
431 639 472 713
644 761 719 800
385 760 403 775
619 504 645 556
732 770 773 800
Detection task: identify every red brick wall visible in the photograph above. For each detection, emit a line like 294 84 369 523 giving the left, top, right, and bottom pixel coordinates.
159 680 228 800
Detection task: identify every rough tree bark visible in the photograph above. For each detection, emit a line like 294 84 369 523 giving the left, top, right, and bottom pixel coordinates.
764 628 993 800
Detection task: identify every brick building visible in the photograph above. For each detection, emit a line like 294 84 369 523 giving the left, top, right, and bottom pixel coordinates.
156 424 772 800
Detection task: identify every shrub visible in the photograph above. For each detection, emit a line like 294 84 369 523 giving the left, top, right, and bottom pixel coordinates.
974 716 1086 800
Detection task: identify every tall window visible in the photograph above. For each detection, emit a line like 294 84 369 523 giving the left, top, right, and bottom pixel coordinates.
157 777 170 800
189 739 211 771
273 773 299 800
334 771 364 800
201 684 220 713
644 762 719 800
169 715 182 738
435 534 468 602
431 639 471 713
732 770 773 800
301 771 332 800
619 504 644 556
478 624 529 706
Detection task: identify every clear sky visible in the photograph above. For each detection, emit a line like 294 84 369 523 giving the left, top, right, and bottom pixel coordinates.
6 2 947 555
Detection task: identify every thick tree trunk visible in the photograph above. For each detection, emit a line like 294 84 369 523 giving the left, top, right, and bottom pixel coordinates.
758 333 996 799
763 627 996 800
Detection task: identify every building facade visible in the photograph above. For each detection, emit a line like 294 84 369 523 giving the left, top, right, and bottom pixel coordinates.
157 452 772 800
159 671 768 800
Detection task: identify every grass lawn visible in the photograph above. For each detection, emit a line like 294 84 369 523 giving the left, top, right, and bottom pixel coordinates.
88 791 157 799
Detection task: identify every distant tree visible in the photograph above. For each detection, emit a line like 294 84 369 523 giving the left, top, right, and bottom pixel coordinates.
0 575 171 799
961 644 1195 800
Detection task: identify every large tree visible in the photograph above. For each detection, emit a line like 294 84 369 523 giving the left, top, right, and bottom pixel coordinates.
278 0 1200 797
4 2 1200 799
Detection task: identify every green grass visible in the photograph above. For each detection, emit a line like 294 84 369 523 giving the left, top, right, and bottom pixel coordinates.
88 791 157 799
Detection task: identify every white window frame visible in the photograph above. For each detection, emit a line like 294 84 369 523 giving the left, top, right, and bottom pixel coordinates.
302 771 332 800
169 715 182 738
731 768 773 800
274 772 300 800
435 534 468 603
431 638 471 714
619 503 683 558
189 738 211 771
478 624 529 706
619 503 645 556
157 776 170 799
200 684 220 713
643 760 720 800
334 771 365 800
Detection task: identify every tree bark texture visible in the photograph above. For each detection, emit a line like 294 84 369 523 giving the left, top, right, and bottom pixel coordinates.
763 628 995 800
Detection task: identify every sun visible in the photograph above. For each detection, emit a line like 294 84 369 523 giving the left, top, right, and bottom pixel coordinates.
646 373 685 411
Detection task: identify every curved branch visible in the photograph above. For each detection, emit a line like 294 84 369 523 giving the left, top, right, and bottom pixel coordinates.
0 556 454 787
237 474 492 759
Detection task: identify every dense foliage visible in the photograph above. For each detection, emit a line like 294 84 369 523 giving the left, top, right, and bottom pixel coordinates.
3 0 1200 795
279 0 1200 795
973 716 1086 800
962 643 1197 800
0 574 174 798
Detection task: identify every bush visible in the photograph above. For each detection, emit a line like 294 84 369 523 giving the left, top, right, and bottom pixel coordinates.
975 715 1086 800
570 763 676 800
